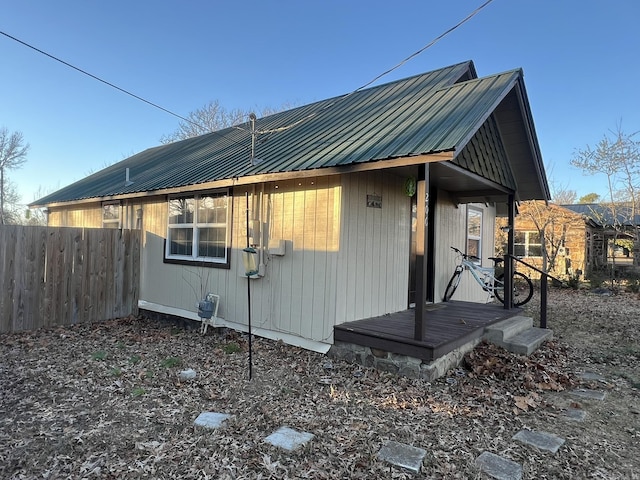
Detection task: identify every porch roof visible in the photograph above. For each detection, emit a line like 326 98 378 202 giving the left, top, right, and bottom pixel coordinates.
33 60 549 207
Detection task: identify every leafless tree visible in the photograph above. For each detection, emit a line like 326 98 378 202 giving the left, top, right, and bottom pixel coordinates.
159 100 295 144
571 124 640 280
550 187 577 205
571 124 639 212
0 127 29 225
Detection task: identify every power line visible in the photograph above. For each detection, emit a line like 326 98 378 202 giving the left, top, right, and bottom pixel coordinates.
2 0 494 149
257 0 494 138
0 30 203 130
351 0 494 95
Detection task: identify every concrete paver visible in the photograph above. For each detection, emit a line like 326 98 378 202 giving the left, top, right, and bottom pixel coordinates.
476 451 523 480
513 429 565 454
194 412 233 429
264 426 314 451
377 440 426 474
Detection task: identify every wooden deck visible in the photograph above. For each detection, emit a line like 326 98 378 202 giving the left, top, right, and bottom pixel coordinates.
334 301 521 362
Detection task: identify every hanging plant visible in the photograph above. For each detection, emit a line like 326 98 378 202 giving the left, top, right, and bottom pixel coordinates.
404 176 417 197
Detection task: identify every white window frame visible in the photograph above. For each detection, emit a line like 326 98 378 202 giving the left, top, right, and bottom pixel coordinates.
514 231 542 258
102 202 121 229
165 190 230 266
466 206 483 263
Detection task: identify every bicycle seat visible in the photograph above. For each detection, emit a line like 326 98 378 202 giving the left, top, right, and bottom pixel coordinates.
488 257 504 265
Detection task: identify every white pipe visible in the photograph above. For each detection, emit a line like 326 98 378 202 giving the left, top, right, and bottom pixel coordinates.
258 184 265 273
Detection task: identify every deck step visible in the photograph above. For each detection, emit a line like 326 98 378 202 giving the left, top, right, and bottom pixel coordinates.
484 316 533 344
504 327 553 355
484 316 552 356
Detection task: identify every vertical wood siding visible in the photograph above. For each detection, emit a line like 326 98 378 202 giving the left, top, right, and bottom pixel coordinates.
335 171 411 324
0 225 140 333
136 172 411 343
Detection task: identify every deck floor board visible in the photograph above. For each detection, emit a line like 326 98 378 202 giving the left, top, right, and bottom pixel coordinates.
334 301 521 361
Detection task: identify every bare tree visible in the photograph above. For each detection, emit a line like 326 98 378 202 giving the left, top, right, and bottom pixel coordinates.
550 187 577 205
571 124 639 209
159 100 296 144
0 127 29 225
571 124 640 279
513 201 585 274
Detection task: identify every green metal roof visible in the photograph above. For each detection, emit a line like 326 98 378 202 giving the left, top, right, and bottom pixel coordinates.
33 60 547 206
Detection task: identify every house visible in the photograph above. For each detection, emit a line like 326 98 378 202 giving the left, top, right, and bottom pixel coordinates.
562 203 639 274
495 201 588 279
500 201 639 281
32 61 550 368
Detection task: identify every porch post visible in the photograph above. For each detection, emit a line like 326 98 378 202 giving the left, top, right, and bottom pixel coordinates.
414 164 429 340
503 193 515 309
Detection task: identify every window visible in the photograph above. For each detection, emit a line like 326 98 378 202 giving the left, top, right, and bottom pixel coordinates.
102 202 121 229
466 207 482 260
514 231 542 257
166 191 229 265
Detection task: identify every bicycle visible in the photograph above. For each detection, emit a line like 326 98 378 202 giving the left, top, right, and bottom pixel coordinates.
443 246 534 307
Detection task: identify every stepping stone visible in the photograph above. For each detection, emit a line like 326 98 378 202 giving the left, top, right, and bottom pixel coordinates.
578 372 606 383
264 426 314 451
512 429 565 454
569 389 606 401
194 412 233 429
476 451 522 480
377 440 426 474
562 408 587 422
179 368 197 381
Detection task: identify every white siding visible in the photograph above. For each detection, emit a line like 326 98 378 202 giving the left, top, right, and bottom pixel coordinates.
139 177 342 345
335 171 411 324
433 193 497 303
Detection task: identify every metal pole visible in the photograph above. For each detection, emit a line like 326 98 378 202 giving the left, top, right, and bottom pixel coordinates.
245 192 253 380
540 274 548 329
504 194 515 309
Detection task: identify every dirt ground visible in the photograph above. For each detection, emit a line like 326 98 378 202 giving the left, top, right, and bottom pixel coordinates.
1 288 639 479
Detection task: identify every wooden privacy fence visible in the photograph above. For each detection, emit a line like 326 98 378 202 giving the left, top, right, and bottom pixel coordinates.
0 225 140 333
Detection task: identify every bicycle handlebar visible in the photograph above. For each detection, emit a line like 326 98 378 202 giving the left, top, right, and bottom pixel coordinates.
450 246 479 262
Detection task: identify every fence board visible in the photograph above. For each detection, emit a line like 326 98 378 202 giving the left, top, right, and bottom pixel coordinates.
0 226 140 333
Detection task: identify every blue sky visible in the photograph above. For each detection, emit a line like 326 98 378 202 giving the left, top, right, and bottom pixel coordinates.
2 1 639 206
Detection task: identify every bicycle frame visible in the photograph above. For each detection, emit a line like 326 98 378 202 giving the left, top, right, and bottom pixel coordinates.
459 258 503 294
444 246 534 307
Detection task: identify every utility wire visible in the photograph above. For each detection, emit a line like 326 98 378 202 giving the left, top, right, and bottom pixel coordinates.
257 0 494 136
351 0 493 95
0 30 203 130
1 0 494 146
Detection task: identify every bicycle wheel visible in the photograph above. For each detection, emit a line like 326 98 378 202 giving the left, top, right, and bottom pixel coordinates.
443 268 463 302
495 272 534 307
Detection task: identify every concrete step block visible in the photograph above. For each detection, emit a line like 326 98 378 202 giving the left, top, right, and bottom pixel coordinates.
484 316 533 345
476 451 523 480
504 327 553 355
512 429 565 454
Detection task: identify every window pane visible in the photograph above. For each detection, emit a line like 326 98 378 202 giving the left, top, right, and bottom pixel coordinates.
528 245 542 257
528 231 541 243
169 198 194 224
467 239 480 258
198 194 226 224
103 204 119 221
467 210 481 237
198 227 226 258
514 231 525 243
169 228 193 256
514 244 525 257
